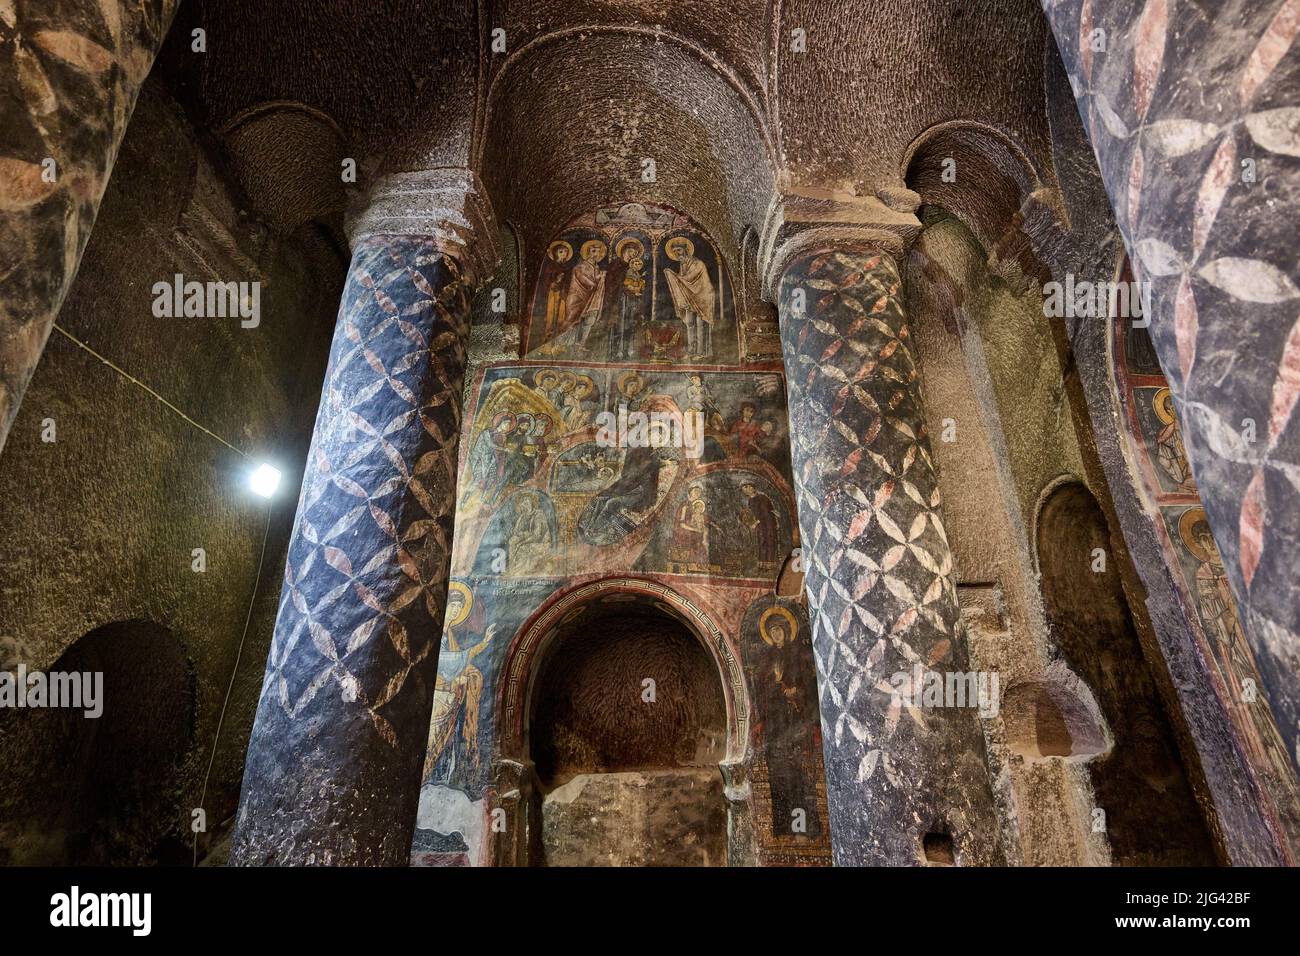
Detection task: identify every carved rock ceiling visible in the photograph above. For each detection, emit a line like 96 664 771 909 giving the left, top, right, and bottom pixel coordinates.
162 0 1056 260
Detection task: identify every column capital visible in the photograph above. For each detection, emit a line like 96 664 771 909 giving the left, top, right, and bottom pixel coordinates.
345 167 500 286
757 185 922 300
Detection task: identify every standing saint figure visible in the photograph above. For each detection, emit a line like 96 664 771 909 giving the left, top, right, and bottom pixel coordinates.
1153 388 1193 490
565 239 607 353
606 237 646 360
465 412 514 509
1181 510 1272 769
740 481 779 565
664 237 715 359
540 241 572 343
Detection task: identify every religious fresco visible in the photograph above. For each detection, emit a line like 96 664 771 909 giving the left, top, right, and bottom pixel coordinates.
412 577 555 867
414 203 821 867
741 596 831 865
525 203 758 366
1113 319 1298 795
454 364 795 582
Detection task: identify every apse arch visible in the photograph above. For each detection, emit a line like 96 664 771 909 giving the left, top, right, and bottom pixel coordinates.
477 25 776 171
477 28 776 305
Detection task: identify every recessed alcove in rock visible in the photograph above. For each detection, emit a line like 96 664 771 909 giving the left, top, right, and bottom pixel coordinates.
529 606 728 867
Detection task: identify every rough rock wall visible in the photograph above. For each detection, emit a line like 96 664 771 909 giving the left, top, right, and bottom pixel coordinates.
0 77 338 865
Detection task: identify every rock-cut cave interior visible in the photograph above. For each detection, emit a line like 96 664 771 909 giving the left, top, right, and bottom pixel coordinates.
0 0 1298 874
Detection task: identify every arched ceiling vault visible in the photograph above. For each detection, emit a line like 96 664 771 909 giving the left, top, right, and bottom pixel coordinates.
157 0 1062 271
479 28 776 296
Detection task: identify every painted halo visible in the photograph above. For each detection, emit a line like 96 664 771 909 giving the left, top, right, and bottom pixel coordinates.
1178 507 1215 562
580 239 608 261
548 240 573 263
615 236 646 259
759 605 798 646
617 370 645 399
665 236 694 260
446 581 473 628
1154 386 1177 425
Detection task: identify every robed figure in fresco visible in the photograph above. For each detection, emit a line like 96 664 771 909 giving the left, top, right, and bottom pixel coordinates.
1153 388 1194 491
540 241 572 341
565 239 607 353
664 237 715 359
427 583 496 781
1179 509 1286 775
605 237 646 361
740 481 778 565
754 606 823 839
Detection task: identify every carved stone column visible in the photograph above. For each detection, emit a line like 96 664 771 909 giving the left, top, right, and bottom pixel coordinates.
1041 0 1300 769
0 0 178 456
762 189 1003 866
231 170 498 866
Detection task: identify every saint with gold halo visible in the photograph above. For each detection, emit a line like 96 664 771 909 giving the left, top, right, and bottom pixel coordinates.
664 236 716 359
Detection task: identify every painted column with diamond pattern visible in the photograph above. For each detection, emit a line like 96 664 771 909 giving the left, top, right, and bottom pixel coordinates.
231 220 488 864
0 0 178 457
778 247 1001 866
1041 0 1300 771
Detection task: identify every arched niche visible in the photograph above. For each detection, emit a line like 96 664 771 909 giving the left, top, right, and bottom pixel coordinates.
1035 480 1216 865
0 620 196 865
496 577 751 867
902 119 1062 291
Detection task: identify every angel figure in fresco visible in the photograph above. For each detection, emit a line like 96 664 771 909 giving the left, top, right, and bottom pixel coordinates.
427 583 497 778
566 239 608 354
464 412 515 510
540 241 572 341
1153 388 1194 491
664 237 715 359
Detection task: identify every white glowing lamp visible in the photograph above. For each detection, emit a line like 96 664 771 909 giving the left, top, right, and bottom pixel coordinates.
249 463 282 498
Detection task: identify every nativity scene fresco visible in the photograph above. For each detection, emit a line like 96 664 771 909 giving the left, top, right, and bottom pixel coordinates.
455 364 796 582
525 203 749 366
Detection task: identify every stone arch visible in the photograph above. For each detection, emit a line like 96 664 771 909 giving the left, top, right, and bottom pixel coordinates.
499 576 749 766
903 119 1064 290
495 576 751 866
477 28 776 307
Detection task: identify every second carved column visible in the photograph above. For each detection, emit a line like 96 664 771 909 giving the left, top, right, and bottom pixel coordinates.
777 244 1001 865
